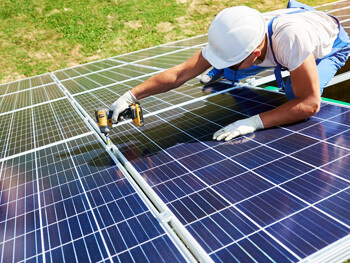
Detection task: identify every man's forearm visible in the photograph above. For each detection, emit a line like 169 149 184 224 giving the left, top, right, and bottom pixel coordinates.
130 67 182 100
130 50 211 100
260 96 321 128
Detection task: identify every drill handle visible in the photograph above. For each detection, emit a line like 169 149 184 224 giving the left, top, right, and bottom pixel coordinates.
108 108 132 124
108 103 144 127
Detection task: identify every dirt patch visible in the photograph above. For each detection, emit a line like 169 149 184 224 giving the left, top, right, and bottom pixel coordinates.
2 72 26 83
157 22 175 33
48 9 60 16
86 54 102 61
176 16 198 35
176 0 190 3
71 44 82 56
125 20 143 30
28 51 53 60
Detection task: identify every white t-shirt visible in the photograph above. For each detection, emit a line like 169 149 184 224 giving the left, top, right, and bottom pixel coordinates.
257 8 339 71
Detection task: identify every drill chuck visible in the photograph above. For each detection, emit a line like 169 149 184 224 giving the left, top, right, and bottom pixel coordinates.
95 108 112 136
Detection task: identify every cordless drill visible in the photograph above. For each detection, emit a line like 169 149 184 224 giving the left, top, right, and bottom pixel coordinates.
95 103 144 143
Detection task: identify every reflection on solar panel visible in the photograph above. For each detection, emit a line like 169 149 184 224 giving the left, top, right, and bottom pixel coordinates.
1 1 350 262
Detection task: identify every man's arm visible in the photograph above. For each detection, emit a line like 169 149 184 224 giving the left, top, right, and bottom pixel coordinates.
213 53 321 141
131 50 211 99
109 50 211 122
260 53 321 128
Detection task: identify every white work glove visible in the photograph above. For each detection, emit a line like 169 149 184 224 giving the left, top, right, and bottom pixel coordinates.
213 115 264 141
109 90 137 123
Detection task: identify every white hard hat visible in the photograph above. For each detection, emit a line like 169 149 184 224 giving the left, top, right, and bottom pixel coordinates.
202 6 266 69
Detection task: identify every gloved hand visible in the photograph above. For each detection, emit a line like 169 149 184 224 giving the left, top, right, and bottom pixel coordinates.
109 90 138 123
213 115 264 141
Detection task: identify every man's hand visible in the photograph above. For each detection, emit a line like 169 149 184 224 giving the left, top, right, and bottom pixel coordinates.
213 115 264 141
109 90 138 123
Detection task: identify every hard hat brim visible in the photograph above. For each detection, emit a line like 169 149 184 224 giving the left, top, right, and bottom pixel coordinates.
202 44 239 69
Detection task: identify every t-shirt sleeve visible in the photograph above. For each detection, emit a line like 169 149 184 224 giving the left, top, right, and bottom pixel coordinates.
274 26 315 71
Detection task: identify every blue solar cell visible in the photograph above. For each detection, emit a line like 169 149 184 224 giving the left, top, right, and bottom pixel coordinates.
213 172 273 204
300 120 350 140
178 148 226 171
314 103 350 119
329 110 350 125
267 208 349 258
316 188 350 225
211 230 299 262
187 207 259 253
236 188 307 227
169 188 230 225
328 129 350 148
254 156 314 184
232 145 284 169
292 142 350 167
213 138 261 157
140 161 189 186
165 140 208 159
282 117 323 132
267 133 319 155
62 243 76 262
281 169 349 204
193 159 248 185
153 174 206 203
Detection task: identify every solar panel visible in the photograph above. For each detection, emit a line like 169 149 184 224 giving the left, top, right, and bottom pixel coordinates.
107 86 350 261
1 1 350 262
0 135 186 262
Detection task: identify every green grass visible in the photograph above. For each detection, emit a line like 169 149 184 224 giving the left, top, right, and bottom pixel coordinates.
0 0 334 83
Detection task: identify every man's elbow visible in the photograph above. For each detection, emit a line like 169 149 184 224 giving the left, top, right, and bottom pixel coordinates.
303 97 321 118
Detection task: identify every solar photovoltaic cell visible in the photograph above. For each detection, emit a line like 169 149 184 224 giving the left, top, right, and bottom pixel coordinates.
0 152 42 262
60 64 159 95
162 35 208 47
136 48 203 69
54 59 124 81
5 108 33 157
0 114 13 157
0 84 9 95
112 46 183 63
15 90 32 110
32 87 52 105
0 84 64 115
33 100 90 148
0 73 55 95
0 94 17 114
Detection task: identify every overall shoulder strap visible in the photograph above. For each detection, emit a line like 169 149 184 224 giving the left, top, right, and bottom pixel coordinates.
268 7 309 91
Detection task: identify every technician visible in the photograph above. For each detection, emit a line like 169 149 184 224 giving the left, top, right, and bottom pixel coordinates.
109 0 350 141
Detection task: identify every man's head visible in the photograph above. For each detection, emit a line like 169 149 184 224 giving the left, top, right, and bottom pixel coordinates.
202 6 266 69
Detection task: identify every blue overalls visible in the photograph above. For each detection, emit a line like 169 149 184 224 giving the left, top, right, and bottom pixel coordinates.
222 0 350 101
